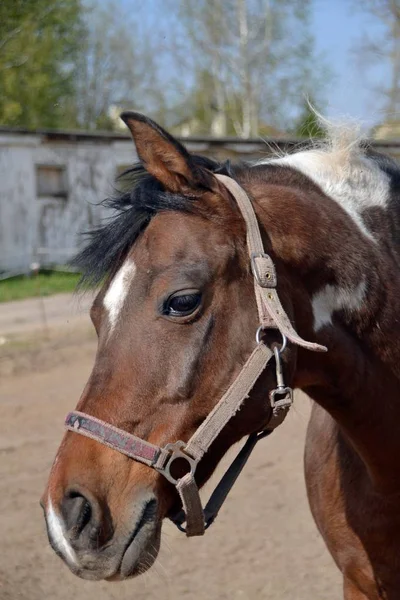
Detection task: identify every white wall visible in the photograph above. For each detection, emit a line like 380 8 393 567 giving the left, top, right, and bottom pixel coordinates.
2 131 397 274
0 134 137 273
0 135 38 273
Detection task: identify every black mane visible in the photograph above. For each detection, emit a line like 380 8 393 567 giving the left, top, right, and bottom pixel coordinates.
72 155 230 286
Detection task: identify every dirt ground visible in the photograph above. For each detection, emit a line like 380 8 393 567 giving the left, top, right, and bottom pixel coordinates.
0 293 93 338
0 330 342 599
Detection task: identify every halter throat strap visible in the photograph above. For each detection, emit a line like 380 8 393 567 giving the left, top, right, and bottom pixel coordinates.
65 174 326 537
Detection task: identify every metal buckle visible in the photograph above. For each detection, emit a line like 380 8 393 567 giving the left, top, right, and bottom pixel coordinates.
156 441 198 485
250 252 274 287
270 345 293 415
270 387 293 415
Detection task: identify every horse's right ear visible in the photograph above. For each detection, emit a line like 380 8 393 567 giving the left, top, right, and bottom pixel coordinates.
120 112 213 194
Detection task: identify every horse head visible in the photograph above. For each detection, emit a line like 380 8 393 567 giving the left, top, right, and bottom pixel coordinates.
41 113 320 580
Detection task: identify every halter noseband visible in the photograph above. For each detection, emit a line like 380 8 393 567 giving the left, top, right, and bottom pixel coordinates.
65 174 326 537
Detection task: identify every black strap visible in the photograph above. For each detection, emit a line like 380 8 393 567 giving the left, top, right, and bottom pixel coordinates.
169 430 272 532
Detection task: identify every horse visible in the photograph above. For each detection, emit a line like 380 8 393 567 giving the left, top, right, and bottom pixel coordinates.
41 112 400 599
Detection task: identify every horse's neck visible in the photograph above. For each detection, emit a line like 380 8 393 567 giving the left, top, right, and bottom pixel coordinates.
249 176 400 493
297 259 400 493
297 337 400 494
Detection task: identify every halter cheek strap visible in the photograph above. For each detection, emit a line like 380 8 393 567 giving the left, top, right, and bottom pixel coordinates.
216 174 324 353
65 174 327 538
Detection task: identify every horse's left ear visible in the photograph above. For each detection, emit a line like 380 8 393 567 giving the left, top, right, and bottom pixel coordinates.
120 112 213 194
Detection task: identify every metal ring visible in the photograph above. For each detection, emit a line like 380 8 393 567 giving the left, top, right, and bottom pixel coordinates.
279 333 288 354
156 441 198 486
255 325 264 345
256 326 287 354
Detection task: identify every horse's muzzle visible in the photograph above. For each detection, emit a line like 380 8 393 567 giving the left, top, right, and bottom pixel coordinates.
43 489 161 580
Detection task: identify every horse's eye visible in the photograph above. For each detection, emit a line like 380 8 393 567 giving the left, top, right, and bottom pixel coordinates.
165 292 202 317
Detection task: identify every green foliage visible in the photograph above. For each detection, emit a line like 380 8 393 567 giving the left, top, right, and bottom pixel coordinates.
0 0 83 128
293 101 326 138
0 271 80 303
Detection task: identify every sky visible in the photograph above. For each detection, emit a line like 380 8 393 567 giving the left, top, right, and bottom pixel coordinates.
312 0 389 126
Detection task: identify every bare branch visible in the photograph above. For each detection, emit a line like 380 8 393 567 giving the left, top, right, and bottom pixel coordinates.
0 55 29 71
0 26 22 53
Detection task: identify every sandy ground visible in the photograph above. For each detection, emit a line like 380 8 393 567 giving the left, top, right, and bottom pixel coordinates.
0 348 342 600
0 293 95 378
0 293 93 339
0 295 342 599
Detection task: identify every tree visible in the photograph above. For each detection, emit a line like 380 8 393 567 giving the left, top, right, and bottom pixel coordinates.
293 100 326 138
71 1 161 131
169 0 327 137
353 0 400 119
0 0 329 135
0 0 83 128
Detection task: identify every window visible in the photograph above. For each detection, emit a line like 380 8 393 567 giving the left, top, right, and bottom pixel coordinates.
36 165 68 198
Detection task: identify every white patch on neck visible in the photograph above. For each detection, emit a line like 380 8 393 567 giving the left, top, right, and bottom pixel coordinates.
312 279 367 331
103 259 136 332
47 498 77 566
262 150 390 241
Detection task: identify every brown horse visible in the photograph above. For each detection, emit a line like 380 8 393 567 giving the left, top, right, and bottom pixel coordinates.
42 113 400 599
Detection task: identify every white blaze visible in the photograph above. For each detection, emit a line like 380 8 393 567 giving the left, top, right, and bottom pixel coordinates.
47 498 77 566
103 259 136 332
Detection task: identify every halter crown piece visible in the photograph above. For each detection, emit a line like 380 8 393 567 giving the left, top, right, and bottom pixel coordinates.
65 174 327 537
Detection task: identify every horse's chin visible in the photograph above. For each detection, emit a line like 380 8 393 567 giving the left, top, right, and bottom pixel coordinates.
65 519 162 582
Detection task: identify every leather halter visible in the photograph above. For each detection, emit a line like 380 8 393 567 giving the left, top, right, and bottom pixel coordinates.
65 174 327 537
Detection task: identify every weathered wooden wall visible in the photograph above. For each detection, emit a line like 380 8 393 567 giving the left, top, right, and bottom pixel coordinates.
1 128 400 274
0 133 136 273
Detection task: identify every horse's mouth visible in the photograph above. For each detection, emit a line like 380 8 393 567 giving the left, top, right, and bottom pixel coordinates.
57 497 161 582
111 498 161 580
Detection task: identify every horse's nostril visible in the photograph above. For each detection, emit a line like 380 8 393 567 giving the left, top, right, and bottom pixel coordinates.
62 491 94 540
74 496 92 535
59 487 114 551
